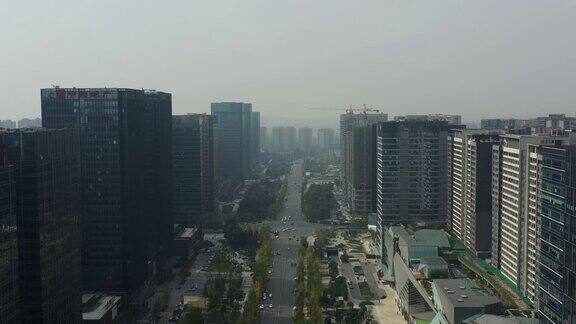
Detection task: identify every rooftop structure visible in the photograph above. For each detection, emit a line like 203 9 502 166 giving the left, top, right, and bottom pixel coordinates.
82 293 122 323
433 279 500 324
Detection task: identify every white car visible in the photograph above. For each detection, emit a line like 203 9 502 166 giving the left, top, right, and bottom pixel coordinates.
269 304 273 308
259 304 264 310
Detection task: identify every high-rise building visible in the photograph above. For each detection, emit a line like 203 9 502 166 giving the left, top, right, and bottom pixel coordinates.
0 147 18 324
536 143 576 323
375 120 454 258
298 127 313 154
260 127 268 152
41 87 152 294
448 129 501 258
1 128 82 323
317 128 335 150
16 118 41 128
286 127 297 152
0 120 16 129
143 90 173 260
340 113 388 215
211 102 253 182
491 134 571 303
271 127 287 153
251 112 260 162
173 114 215 228
271 126 296 153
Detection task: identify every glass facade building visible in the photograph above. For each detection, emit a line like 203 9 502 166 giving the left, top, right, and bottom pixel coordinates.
143 90 173 260
538 145 576 323
41 88 151 294
211 102 253 183
172 114 215 227
1 128 82 323
0 151 18 324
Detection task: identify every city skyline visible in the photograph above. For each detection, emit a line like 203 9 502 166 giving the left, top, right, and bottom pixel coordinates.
2 1 576 127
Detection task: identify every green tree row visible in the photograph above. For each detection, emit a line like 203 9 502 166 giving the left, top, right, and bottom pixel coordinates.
238 224 272 324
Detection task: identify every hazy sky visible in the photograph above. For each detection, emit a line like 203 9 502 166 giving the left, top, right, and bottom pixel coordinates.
1 1 576 128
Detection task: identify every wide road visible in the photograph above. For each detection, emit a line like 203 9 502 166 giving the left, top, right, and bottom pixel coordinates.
261 160 325 324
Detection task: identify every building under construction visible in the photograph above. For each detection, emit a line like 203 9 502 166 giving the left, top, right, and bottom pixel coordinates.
340 110 388 216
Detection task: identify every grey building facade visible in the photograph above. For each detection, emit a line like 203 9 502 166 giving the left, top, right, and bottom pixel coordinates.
340 113 387 216
172 114 215 228
375 121 454 258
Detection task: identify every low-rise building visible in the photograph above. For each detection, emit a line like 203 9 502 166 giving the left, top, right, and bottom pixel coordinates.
82 294 122 324
432 279 500 324
417 256 449 279
172 226 202 259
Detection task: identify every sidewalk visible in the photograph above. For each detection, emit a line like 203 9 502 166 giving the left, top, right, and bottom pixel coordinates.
371 285 406 324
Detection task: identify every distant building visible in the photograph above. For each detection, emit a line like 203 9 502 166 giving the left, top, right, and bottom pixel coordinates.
317 128 335 149
172 114 215 228
251 112 260 162
448 129 501 258
394 114 462 125
1 128 82 323
0 120 16 129
82 293 122 324
16 117 41 128
481 114 576 133
271 126 296 153
260 127 267 152
41 87 155 294
211 102 254 182
0 148 18 323
298 127 313 154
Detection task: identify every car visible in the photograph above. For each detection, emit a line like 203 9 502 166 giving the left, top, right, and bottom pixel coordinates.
269 304 273 308
269 293 272 298
268 270 272 274
259 304 264 310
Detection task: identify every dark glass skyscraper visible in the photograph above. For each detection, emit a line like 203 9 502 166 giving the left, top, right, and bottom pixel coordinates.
143 90 173 260
211 102 253 183
41 87 152 294
172 114 215 227
0 146 18 324
0 128 82 324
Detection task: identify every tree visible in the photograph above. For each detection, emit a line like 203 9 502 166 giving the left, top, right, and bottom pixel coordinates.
302 183 336 222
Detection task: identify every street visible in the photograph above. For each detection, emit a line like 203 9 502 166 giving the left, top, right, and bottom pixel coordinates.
260 160 325 324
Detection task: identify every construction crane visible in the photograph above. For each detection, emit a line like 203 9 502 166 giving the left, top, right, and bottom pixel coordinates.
310 105 383 214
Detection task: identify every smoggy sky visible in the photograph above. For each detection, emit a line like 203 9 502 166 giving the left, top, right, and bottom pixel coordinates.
1 1 575 128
